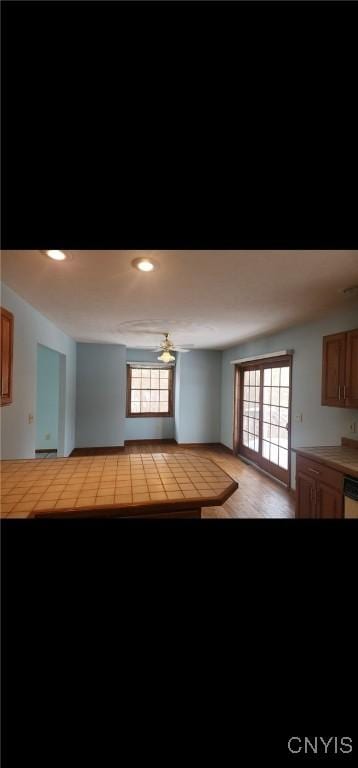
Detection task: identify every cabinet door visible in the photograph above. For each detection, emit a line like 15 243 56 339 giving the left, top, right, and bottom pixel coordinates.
345 329 358 408
321 332 346 407
316 481 343 519
296 472 316 518
1 307 14 406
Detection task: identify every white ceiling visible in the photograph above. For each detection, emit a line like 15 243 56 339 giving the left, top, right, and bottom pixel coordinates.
1 250 358 349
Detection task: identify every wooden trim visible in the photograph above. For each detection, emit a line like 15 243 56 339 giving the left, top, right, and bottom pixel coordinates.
233 365 240 455
70 446 125 457
1 307 14 407
126 365 174 418
124 439 177 446
236 354 293 369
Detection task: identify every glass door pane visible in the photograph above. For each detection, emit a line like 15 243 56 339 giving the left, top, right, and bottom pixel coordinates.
241 368 260 453
261 366 290 471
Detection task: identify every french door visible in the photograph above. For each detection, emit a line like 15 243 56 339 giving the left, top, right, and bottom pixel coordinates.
237 356 292 486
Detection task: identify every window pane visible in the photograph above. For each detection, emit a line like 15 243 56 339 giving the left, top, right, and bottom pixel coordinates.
243 402 250 416
132 370 141 379
270 425 279 444
244 371 250 386
279 407 288 428
270 443 279 465
142 390 150 403
271 387 279 406
249 387 255 402
131 390 140 402
248 434 255 450
151 390 159 403
263 422 270 440
271 406 279 425
159 402 169 413
263 387 271 404
264 369 271 386
244 386 249 401
255 387 260 403
254 437 259 452
279 427 288 447
160 391 168 402
255 370 260 387
150 401 160 412
249 370 256 386
280 387 289 407
141 402 150 412
159 378 168 389
243 431 249 447
263 405 271 423
248 418 254 434
281 367 289 387
272 368 280 386
131 402 140 413
279 448 288 469
243 416 248 431
160 369 169 380
142 378 150 389
254 420 259 436
262 440 270 459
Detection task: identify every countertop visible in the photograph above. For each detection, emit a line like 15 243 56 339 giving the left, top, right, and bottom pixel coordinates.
294 441 358 479
0 451 238 519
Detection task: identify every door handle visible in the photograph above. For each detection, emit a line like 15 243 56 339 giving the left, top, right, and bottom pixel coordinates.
307 468 320 475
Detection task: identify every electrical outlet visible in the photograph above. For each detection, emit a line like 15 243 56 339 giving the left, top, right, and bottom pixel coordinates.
45 433 51 441
349 422 357 433
294 413 303 422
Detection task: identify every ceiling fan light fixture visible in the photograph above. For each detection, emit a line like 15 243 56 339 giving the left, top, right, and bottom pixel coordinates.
158 350 175 363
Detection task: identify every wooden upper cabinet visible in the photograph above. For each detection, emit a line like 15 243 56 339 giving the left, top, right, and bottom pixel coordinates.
322 328 358 408
1 307 14 406
345 329 358 408
321 332 346 407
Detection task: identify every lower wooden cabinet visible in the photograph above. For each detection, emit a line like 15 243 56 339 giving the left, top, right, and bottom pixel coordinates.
296 471 316 518
316 480 343 519
296 455 343 518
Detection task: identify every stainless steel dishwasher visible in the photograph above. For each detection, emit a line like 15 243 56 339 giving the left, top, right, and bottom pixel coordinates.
344 475 358 518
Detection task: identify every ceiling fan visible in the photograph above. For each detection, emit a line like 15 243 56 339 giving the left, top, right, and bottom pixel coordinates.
152 333 194 362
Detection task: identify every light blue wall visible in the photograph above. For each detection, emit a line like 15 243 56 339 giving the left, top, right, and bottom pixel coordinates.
36 345 60 450
220 302 358 488
175 350 222 443
125 349 175 440
75 343 127 447
0 283 77 459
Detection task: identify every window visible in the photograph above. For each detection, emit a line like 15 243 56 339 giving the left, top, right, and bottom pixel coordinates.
126 365 174 417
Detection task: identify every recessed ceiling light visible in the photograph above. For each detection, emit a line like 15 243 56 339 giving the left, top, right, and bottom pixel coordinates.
132 257 158 272
46 250 67 261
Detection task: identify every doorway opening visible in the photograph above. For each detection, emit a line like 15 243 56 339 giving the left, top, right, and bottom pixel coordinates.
36 345 66 458
234 355 292 487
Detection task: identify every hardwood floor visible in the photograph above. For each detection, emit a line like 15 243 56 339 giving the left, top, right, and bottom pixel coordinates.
70 443 295 519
